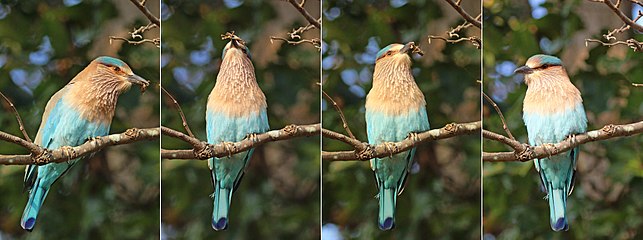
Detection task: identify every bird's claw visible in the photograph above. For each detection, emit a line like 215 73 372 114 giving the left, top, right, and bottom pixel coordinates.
245 133 259 143
382 142 398 158
408 132 420 143
222 142 237 158
60 146 76 162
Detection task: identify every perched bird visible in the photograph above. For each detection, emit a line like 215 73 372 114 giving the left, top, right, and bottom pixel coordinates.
21 56 149 231
514 54 587 231
206 38 269 231
365 42 430 230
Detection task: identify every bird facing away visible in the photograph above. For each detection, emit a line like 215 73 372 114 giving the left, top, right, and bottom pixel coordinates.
365 42 430 230
21 56 149 231
514 54 587 231
206 39 269 231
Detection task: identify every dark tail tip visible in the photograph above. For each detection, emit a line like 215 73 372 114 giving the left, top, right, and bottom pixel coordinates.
22 217 36 231
379 217 395 230
552 218 568 232
212 217 228 231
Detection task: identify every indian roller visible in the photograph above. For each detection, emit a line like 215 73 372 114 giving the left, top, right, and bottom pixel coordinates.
21 56 149 231
365 42 430 230
206 38 269 230
514 54 587 231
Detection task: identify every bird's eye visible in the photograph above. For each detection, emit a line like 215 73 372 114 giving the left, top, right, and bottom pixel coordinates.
541 64 549 69
386 51 392 56
113 66 121 72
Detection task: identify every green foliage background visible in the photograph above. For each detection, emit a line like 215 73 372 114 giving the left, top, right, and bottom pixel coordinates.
0 0 160 239
160 0 320 239
322 0 481 239
483 0 643 239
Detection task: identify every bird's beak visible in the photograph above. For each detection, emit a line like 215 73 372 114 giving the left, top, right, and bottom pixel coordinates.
514 65 533 75
400 42 414 54
127 74 150 92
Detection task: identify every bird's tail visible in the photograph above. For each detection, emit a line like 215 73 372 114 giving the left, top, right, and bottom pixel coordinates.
378 186 396 230
547 188 569 231
21 181 50 231
212 187 232 231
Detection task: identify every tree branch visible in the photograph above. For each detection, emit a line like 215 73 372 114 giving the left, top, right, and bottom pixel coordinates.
483 121 643 162
321 87 356 139
271 1 321 49
110 1 160 47
161 124 320 159
482 92 515 140
161 85 195 138
286 0 321 28
585 0 643 51
322 121 481 161
428 2 481 49
443 0 481 28
0 128 159 165
0 91 32 142
128 0 160 26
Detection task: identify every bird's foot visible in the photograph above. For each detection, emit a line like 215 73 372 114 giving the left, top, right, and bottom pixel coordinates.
60 146 76 162
222 142 237 158
542 143 557 158
382 142 399 158
407 132 420 144
245 133 259 143
209 192 215 199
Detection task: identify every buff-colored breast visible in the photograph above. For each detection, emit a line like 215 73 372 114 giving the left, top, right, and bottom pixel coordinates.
207 49 267 117
366 56 426 115
523 67 583 115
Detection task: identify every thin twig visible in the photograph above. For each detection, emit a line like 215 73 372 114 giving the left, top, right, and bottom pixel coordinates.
321 87 356 139
270 36 321 49
585 38 643 51
482 92 515 140
0 91 32 142
161 85 195 138
127 0 160 26
443 0 481 28
632 83 643 87
286 0 321 28
109 36 160 47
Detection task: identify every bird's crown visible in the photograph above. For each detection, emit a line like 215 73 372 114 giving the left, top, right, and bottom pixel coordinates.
526 54 562 69
376 44 402 60
95 56 128 68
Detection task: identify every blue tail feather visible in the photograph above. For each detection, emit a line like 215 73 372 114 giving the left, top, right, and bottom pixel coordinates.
548 188 569 231
378 187 396 231
212 187 231 231
21 181 50 231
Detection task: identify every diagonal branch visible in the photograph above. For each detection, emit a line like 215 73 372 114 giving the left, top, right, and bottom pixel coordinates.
589 0 643 32
483 121 643 162
321 87 356 139
322 121 481 161
482 92 515 140
286 0 321 28
0 128 159 165
443 0 481 28
0 91 32 142
128 0 160 26
161 124 320 159
161 85 195 138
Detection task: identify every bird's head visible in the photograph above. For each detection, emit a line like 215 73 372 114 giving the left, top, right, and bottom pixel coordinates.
221 39 251 61
375 42 417 68
514 54 564 85
92 56 149 92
